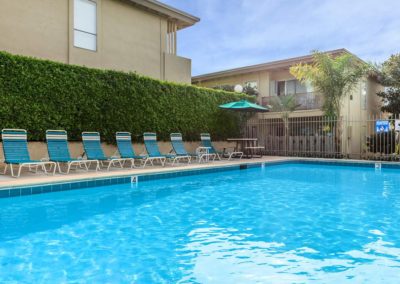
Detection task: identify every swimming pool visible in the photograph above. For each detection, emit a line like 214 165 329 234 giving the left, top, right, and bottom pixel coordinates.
0 162 399 283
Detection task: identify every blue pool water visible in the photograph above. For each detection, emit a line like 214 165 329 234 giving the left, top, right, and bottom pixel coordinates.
1 163 400 283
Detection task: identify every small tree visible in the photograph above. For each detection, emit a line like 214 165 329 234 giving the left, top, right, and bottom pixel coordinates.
269 95 300 154
375 54 400 114
290 51 368 118
242 85 259 96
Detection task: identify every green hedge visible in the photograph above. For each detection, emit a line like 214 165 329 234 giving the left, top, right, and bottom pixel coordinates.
0 51 248 142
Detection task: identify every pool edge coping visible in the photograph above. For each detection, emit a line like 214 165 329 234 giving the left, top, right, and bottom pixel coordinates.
0 157 398 199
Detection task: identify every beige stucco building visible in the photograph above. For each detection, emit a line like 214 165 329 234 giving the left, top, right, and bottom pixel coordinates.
193 49 384 158
0 0 199 83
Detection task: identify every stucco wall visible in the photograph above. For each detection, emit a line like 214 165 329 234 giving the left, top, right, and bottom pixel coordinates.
68 0 166 79
164 53 192 83
0 0 191 83
0 141 236 161
0 0 69 63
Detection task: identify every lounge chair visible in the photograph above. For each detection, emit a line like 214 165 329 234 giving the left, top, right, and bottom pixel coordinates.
116 132 147 168
170 133 211 163
46 130 99 174
1 129 56 178
144 132 190 166
82 132 131 170
200 133 243 160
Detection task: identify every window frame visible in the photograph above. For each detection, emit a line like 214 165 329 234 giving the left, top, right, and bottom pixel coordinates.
73 0 98 52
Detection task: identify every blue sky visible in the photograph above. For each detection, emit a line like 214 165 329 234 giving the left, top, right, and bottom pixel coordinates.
160 0 400 76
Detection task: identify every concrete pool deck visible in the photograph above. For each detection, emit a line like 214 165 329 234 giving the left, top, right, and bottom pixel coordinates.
0 156 293 189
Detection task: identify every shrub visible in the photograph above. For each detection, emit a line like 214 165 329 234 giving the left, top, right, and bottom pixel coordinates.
0 51 248 142
367 131 396 154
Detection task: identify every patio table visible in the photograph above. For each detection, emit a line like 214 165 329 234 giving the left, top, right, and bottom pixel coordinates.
196 146 212 163
227 138 264 158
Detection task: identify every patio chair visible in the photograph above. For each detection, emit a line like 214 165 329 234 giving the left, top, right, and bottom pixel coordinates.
200 133 243 160
116 132 148 168
46 130 99 174
170 133 211 163
82 132 131 170
144 132 190 166
1 129 56 178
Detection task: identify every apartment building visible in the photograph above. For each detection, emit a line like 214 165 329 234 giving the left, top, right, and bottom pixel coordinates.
0 0 199 83
193 49 384 157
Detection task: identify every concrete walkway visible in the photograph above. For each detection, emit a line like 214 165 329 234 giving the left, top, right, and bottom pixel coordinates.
0 156 291 189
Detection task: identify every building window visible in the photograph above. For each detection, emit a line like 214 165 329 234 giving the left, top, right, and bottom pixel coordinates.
272 80 311 96
295 80 307 94
286 80 296 95
277 81 285 96
74 0 97 51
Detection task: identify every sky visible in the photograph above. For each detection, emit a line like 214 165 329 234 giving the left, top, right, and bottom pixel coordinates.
160 0 400 76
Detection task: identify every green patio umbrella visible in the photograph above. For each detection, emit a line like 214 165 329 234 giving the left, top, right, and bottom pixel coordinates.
219 99 269 138
219 99 269 112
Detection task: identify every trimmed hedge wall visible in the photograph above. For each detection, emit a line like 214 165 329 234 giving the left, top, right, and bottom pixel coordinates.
0 51 248 142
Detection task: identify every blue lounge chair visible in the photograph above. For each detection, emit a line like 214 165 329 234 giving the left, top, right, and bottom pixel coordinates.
116 132 147 168
46 130 99 174
82 132 131 170
170 133 207 162
1 129 56 178
144 132 190 166
200 133 243 161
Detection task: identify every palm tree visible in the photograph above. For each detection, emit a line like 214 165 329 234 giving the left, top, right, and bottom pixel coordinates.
269 95 300 155
290 51 368 157
290 51 368 118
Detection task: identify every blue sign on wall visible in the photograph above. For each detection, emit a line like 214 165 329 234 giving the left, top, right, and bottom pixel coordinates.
376 120 390 133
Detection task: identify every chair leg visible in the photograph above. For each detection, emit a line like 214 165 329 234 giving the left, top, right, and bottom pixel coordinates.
51 163 57 175
3 164 8 175
17 165 23 178
57 163 63 174
67 163 72 174
10 164 14 177
41 164 48 174
130 159 136 168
